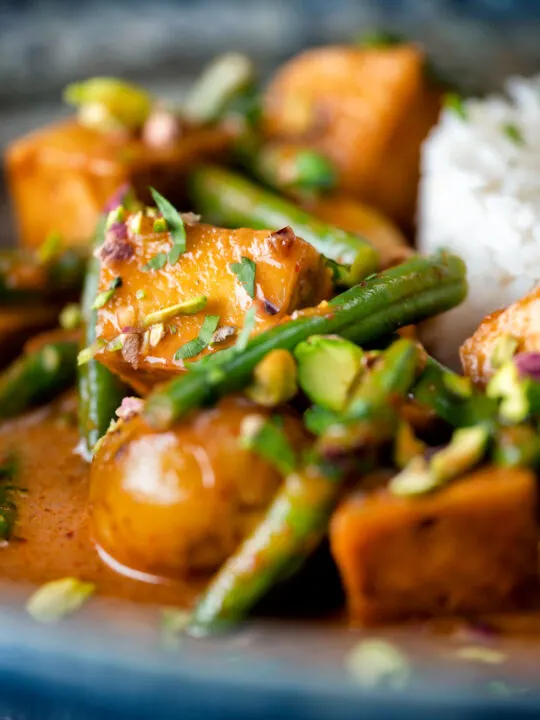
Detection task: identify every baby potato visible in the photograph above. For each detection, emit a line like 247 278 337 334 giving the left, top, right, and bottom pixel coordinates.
262 44 440 228
90 395 309 580
6 119 231 250
94 215 332 393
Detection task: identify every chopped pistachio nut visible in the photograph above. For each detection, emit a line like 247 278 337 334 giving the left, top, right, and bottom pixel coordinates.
37 230 63 263
430 426 489 485
77 339 106 366
26 577 95 623
135 289 146 300
442 373 473 399
153 217 168 233
491 334 519 369
487 362 528 423
394 421 426 469
149 323 165 347
64 77 152 132
346 639 411 690
389 456 435 496
143 296 208 327
246 349 298 407
106 206 126 228
42 346 61 372
127 210 144 235
106 335 126 353
92 276 122 310
59 303 82 330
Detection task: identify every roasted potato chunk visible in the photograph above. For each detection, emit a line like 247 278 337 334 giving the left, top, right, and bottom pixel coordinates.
305 195 412 270
94 216 331 393
330 467 538 624
262 45 440 228
90 395 309 579
461 286 540 386
6 119 231 249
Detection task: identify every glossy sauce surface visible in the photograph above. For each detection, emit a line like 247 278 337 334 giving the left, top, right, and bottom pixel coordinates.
0 396 203 606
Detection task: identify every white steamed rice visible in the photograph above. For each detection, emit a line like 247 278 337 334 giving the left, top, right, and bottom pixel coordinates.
418 74 540 369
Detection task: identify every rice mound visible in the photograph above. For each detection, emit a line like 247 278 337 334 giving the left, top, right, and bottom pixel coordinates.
418 75 540 368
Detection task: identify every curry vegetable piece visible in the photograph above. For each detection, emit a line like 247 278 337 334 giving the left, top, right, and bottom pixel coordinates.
187 339 420 633
145 252 466 430
0 340 78 420
188 164 379 269
77 217 129 461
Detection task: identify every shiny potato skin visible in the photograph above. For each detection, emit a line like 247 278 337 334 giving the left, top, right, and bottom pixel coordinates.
6 119 231 249
95 215 332 393
461 286 540 386
90 395 309 580
262 45 440 228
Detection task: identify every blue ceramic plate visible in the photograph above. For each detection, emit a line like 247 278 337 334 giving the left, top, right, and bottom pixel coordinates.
0 579 539 719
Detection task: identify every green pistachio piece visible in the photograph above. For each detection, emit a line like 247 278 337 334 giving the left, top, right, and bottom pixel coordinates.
246 349 298 407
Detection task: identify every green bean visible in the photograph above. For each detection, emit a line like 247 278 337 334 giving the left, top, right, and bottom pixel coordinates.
144 252 466 430
188 164 378 269
187 340 419 634
77 218 129 461
0 341 78 419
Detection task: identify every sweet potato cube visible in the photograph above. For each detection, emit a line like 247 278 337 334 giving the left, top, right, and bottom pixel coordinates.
6 119 231 249
330 466 538 623
461 286 540 386
263 45 440 227
94 217 332 393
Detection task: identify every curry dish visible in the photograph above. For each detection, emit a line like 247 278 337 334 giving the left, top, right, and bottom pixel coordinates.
2 40 540 634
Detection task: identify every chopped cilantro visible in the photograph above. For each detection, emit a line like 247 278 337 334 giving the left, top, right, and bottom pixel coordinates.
142 252 167 272
444 92 468 121
230 256 256 299
502 122 525 146
234 306 256 353
149 187 186 264
26 577 95 623
174 315 220 361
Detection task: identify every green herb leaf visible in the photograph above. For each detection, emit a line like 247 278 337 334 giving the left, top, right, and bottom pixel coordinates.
293 150 337 191
346 639 411 689
174 315 220 361
149 187 186 264
444 92 468 121
502 122 525 146
230 257 256 298
142 252 167 272
239 414 297 476
26 577 95 623
234 306 256 353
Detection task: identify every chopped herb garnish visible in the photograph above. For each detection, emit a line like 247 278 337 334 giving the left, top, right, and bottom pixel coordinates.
143 296 208 327
59 303 82 330
92 276 122 310
149 187 186 264
37 231 62 264
444 92 468 121
174 315 220 361
234 306 256 353
502 122 525 146
346 639 411 689
142 252 167 272
167 324 178 334
230 256 256 298
26 577 95 623
239 414 297 476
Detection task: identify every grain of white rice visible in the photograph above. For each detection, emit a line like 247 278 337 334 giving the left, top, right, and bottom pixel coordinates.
418 75 540 369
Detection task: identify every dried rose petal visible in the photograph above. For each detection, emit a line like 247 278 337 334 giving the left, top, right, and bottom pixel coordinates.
514 352 540 381
106 222 128 241
103 184 131 213
116 396 143 422
142 109 181 149
99 223 134 264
